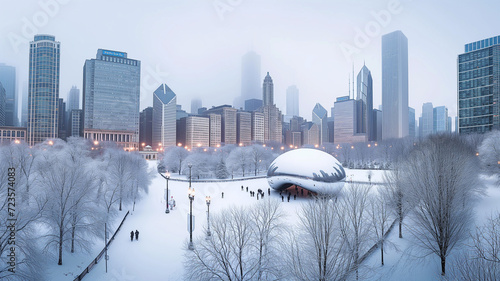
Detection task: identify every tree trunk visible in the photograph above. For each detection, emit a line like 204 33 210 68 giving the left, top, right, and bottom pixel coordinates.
399 216 403 238
58 226 63 265
381 241 384 265
71 224 75 253
441 256 446 275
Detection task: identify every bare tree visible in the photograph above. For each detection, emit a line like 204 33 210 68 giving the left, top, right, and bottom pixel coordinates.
384 166 411 239
184 201 285 281
287 196 351 281
337 183 372 280
451 213 500 280
163 146 190 175
478 130 500 185
227 147 249 177
38 148 95 265
404 134 483 276
369 187 393 266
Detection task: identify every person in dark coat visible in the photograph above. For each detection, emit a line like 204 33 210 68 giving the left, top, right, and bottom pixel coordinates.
135 230 139 240
268 188 271 195
282 195 284 202
222 192 224 198
130 231 134 241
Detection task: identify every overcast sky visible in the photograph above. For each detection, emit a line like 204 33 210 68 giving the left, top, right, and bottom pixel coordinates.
1 0 499 125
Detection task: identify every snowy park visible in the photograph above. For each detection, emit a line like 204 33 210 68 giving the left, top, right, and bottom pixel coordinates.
1 132 500 280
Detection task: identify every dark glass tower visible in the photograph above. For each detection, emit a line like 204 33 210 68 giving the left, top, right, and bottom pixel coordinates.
458 35 500 133
28 35 60 145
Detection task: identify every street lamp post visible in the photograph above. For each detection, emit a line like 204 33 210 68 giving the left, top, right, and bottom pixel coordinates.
188 163 193 188
205 196 211 238
165 172 170 213
188 187 195 250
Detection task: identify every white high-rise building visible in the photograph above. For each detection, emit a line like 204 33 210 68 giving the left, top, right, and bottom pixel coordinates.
153 84 177 149
382 30 409 140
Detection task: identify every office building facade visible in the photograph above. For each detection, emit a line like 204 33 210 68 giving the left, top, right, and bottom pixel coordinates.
409 107 416 138
139 107 153 148
458 35 500 133
0 63 17 126
205 105 237 145
83 49 140 150
421 102 434 137
153 84 177 149
382 30 409 139
433 106 449 134
28 35 60 145
251 111 265 143
334 97 366 144
237 111 252 146
68 109 83 137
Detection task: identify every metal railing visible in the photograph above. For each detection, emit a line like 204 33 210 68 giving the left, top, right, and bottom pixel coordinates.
73 211 130 281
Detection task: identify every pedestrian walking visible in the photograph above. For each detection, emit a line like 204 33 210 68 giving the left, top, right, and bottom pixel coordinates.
130 231 134 241
222 192 224 198
135 230 139 241
294 194 296 200
287 195 290 202
246 186 248 192
282 195 284 202
268 188 270 195
241 185 244 191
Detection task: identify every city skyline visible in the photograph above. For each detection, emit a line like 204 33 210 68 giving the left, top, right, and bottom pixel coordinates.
2 1 500 123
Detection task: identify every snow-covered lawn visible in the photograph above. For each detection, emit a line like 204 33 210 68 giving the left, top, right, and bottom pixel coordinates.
47 162 499 280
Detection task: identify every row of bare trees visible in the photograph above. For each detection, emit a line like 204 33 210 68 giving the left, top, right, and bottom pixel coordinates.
184 182 401 281
161 144 276 179
0 138 152 280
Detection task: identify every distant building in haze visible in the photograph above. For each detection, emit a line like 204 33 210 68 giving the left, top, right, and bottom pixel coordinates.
458 35 500 133
58 98 66 140
409 107 415 138
67 86 80 112
236 51 261 108
433 106 449 134
0 63 17 126
421 102 434 137
68 109 83 137
0 83 5 126
83 49 140 150
382 30 409 139
28 35 60 145
260 72 282 143
191 98 202 115
286 85 299 116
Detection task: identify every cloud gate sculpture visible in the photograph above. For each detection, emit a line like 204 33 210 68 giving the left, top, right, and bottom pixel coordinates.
267 148 346 194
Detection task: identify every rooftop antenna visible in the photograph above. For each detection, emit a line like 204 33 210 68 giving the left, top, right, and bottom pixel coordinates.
352 63 355 100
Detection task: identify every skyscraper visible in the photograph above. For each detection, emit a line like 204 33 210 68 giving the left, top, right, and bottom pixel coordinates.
153 84 177 149
333 96 366 144
205 105 237 145
356 64 373 140
262 72 274 106
58 98 66 140
286 85 299 116
260 73 282 143
458 35 500 133
67 86 80 112
421 102 434 137
139 107 153 148
0 63 17 126
409 107 415 138
237 111 252 146
191 98 202 115
382 30 409 140
83 49 140 150
312 103 328 144
0 83 5 126
28 35 60 145
433 106 448 133
237 51 261 108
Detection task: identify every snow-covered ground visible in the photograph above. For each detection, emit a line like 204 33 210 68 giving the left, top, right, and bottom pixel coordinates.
47 161 500 280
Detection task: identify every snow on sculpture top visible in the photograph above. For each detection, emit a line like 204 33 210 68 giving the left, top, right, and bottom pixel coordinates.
267 148 346 194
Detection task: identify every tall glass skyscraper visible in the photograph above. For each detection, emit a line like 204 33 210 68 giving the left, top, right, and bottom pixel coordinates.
356 64 373 140
236 51 261 108
382 30 409 140
28 35 60 145
67 86 80 112
421 102 434 137
408 107 415 138
433 106 449 134
153 84 177 149
0 63 17 126
286 85 299 116
83 49 141 149
312 103 328 144
458 35 500 133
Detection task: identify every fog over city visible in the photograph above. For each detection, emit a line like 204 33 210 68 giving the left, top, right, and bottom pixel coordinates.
1 0 499 124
